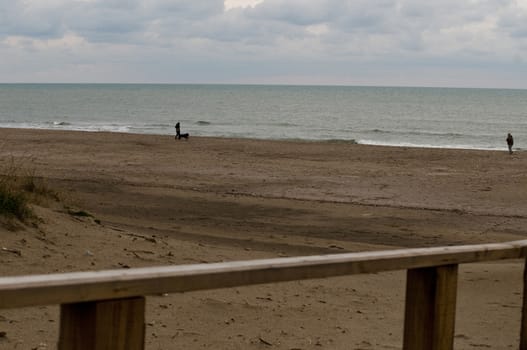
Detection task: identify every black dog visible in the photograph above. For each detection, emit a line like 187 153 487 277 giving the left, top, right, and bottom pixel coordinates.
177 133 189 140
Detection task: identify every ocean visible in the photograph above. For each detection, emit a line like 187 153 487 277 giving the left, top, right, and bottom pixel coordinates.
1 83 526 151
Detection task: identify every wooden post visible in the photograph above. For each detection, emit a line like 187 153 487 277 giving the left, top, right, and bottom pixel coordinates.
403 265 458 350
520 258 527 350
58 296 145 350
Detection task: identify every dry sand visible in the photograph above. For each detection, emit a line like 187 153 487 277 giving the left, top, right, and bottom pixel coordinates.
0 128 526 349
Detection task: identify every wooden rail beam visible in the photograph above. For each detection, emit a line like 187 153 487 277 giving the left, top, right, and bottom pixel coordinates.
403 265 458 350
0 240 525 309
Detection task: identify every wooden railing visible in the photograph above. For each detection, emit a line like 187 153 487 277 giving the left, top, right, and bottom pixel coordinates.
1 239 527 349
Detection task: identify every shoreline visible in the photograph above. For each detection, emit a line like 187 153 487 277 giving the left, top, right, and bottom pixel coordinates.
0 126 517 152
0 127 526 349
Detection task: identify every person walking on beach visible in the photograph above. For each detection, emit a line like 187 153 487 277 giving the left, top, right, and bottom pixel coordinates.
175 122 180 140
174 122 189 140
506 133 514 154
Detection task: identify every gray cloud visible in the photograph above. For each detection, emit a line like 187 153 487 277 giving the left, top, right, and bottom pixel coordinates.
1 0 527 87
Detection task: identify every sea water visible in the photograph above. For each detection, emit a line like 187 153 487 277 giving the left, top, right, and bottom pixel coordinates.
1 83 526 151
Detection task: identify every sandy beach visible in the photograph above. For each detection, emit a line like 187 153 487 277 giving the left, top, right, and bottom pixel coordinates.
0 128 526 349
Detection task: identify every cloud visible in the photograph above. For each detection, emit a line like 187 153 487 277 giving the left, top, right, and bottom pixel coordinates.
224 0 263 10
1 0 527 87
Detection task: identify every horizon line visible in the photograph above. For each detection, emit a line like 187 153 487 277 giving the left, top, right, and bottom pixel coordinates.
0 82 525 91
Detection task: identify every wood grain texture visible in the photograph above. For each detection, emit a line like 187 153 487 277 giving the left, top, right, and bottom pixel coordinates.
521 258 527 350
0 240 525 309
403 265 458 350
58 297 145 350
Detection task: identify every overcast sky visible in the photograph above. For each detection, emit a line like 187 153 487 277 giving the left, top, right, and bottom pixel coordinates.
2 0 527 88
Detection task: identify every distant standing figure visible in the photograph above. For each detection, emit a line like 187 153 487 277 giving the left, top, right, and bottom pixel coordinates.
175 122 180 140
506 133 514 154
